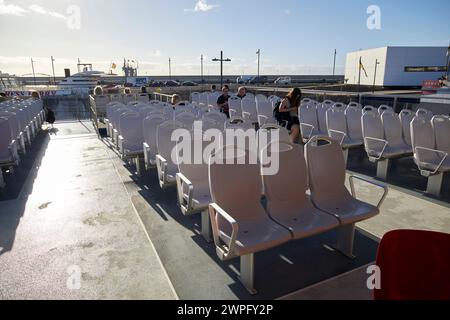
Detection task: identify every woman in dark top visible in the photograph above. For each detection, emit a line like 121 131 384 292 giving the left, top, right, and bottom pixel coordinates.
278 87 301 143
216 86 230 118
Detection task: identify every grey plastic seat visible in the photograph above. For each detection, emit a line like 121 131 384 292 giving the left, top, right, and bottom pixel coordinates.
228 96 243 120
306 136 388 257
202 110 227 125
241 97 258 124
411 115 450 196
255 94 268 103
0 111 24 153
191 92 200 106
416 108 433 121
110 94 123 103
257 123 290 164
348 102 362 109
207 92 221 109
298 103 319 143
317 102 332 135
123 94 135 105
399 109 415 146
208 145 292 294
0 117 20 188
256 100 276 127
262 141 339 239
224 117 254 131
118 112 145 173
345 106 364 146
378 105 394 115
381 111 412 155
137 93 149 103
143 113 168 169
156 120 185 188
175 112 196 129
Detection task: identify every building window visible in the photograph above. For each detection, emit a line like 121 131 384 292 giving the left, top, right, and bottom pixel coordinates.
404 66 447 72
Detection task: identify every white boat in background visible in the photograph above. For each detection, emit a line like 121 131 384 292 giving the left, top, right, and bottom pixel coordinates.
58 63 108 96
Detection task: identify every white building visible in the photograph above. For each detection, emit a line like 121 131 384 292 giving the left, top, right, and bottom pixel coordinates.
345 47 448 87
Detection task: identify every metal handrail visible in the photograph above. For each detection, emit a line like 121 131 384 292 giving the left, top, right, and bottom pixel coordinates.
152 92 174 102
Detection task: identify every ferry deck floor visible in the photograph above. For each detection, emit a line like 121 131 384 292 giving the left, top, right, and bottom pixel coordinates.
0 120 449 300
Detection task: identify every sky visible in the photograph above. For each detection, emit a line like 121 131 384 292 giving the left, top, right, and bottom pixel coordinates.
0 0 449 76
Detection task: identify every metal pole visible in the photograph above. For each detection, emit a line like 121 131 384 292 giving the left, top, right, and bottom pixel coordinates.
357 56 362 93
333 49 337 76
446 44 450 81
373 59 379 93
220 51 223 87
256 49 260 78
51 56 56 85
201 54 204 84
31 58 36 85
169 58 172 80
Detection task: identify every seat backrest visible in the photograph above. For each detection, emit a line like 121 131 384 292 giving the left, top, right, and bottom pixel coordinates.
143 114 168 160
323 100 335 107
301 98 313 105
378 105 394 115
112 107 131 132
257 124 291 159
241 97 258 122
228 96 242 115
199 92 209 106
345 106 363 141
0 117 13 160
94 95 110 107
381 111 404 146
123 94 135 105
256 100 273 118
299 103 318 128
207 92 221 107
119 111 144 151
374 230 450 300
175 112 196 129
137 93 149 103
156 120 184 164
191 92 200 105
317 103 332 133
110 94 123 103
138 106 155 119
432 115 450 154
209 146 262 218
255 94 268 103
262 142 310 213
347 102 362 109
0 111 20 139
399 110 415 146
410 115 435 151
305 137 351 204
224 118 254 131
202 111 227 125
362 109 384 140
326 106 347 135
332 102 346 110
416 108 433 122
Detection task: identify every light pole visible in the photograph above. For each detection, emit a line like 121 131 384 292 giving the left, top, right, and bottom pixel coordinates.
212 51 231 88
31 58 36 85
446 44 450 82
332 49 337 76
256 49 261 78
169 57 172 80
51 56 56 84
373 59 380 93
201 54 204 84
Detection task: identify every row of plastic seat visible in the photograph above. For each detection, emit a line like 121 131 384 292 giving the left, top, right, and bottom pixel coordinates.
0 98 45 188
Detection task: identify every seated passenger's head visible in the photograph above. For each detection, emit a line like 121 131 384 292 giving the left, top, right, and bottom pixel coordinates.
221 86 229 96
31 91 41 99
140 86 147 94
124 87 131 95
94 86 103 95
237 87 246 97
171 94 181 105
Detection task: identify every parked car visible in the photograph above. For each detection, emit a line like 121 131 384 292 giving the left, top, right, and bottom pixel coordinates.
181 81 198 86
236 75 253 84
164 80 180 87
274 77 292 85
247 76 268 85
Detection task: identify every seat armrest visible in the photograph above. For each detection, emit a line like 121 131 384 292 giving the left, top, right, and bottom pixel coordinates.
209 203 239 260
328 129 347 146
258 115 268 126
156 154 168 183
300 122 315 140
118 135 124 155
9 140 20 164
364 136 388 160
414 146 448 175
349 175 389 209
176 172 194 214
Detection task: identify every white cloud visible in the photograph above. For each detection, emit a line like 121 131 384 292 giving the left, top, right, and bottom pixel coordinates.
0 0 26 16
29 4 67 20
153 50 162 57
185 0 219 12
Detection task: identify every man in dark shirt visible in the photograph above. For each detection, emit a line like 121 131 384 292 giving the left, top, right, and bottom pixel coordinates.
217 86 230 118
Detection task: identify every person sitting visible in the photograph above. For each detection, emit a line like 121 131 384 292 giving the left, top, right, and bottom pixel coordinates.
31 91 41 99
217 86 230 118
123 87 132 95
278 88 301 143
94 86 103 95
211 84 217 92
237 86 247 99
140 86 147 94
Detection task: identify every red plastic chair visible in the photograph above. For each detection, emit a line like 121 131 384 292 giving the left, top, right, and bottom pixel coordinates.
374 229 450 300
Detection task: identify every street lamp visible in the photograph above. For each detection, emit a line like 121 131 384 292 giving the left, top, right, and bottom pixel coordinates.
212 51 231 87
373 59 380 92
51 56 56 84
31 58 36 86
256 49 261 78
446 44 450 81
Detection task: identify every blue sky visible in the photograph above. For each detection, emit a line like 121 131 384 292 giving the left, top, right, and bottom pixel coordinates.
1 0 449 76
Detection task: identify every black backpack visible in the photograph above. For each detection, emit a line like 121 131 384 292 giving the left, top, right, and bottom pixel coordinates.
273 101 290 126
